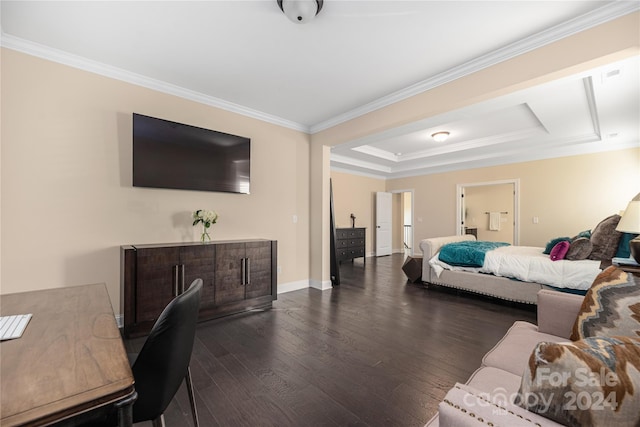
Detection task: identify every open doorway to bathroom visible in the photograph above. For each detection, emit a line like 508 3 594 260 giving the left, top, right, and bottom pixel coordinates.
457 180 519 245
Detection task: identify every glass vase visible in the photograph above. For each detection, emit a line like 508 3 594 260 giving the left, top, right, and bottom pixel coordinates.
201 225 211 243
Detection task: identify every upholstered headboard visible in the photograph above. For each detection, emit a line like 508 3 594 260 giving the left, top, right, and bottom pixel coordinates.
419 234 476 281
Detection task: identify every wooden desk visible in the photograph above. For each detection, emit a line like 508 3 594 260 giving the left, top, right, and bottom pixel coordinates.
0 284 136 426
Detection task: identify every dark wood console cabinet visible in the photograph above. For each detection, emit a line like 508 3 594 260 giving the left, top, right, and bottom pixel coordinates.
335 227 366 263
121 239 277 337
464 227 478 238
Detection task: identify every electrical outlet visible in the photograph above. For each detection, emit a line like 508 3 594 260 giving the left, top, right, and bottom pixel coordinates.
533 216 539 224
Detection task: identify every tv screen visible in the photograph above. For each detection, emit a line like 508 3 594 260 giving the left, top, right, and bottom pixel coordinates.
132 114 250 194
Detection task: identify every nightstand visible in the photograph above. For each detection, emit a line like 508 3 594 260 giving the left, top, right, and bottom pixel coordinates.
618 263 640 276
602 260 640 277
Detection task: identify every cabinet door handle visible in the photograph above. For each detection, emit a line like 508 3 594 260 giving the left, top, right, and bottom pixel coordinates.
241 258 246 286
180 264 186 294
246 258 251 286
173 265 180 297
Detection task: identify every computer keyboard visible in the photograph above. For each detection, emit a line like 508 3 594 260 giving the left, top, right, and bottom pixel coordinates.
0 314 33 341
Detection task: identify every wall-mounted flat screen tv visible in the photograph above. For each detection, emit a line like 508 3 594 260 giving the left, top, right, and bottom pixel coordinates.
133 113 250 194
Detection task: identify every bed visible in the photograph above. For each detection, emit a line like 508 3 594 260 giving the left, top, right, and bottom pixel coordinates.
418 214 630 304
420 235 555 304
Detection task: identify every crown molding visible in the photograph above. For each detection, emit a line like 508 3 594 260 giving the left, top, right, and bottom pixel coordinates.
0 32 311 134
310 1 640 134
351 145 400 162
330 153 392 174
402 128 545 162
1 1 636 136
333 137 639 181
383 141 639 180
329 165 388 181
332 130 628 179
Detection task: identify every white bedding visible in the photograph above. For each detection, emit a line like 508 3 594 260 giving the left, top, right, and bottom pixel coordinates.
429 245 602 290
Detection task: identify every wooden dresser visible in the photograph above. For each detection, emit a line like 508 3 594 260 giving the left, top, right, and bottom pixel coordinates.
335 227 366 263
121 239 277 337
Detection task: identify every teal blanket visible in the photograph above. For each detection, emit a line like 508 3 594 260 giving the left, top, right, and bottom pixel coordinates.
438 241 510 267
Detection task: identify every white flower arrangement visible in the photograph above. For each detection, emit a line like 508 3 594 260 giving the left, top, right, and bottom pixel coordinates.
193 209 218 242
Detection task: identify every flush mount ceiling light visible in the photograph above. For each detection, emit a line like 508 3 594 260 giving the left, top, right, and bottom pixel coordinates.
431 131 450 143
277 0 323 24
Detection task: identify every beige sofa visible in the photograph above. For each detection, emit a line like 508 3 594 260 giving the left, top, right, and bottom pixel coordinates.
426 289 584 426
420 235 553 304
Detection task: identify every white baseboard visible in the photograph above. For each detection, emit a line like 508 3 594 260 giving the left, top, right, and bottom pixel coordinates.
115 278 329 324
310 279 332 291
115 314 123 329
277 280 309 294
371 251 405 257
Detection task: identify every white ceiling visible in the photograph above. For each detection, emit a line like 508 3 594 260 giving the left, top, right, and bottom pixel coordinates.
1 1 639 179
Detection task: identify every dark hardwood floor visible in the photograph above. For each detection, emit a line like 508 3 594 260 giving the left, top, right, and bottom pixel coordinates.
126 253 536 426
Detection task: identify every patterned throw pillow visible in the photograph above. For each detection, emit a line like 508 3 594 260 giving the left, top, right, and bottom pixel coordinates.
570 266 640 341
517 336 640 427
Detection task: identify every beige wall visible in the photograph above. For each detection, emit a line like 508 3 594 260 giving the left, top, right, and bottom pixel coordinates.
330 174 412 256
1 49 311 311
309 143 332 289
331 172 410 256
330 171 385 256
386 148 640 247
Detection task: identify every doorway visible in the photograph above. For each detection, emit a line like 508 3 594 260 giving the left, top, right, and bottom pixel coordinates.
456 180 519 245
391 190 414 257
376 190 415 257
375 192 393 256
400 191 413 257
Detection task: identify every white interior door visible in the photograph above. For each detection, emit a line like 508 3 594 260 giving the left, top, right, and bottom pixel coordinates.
376 192 392 256
460 187 466 235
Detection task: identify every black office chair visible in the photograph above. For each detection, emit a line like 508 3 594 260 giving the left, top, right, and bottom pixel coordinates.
81 279 203 427
131 278 203 427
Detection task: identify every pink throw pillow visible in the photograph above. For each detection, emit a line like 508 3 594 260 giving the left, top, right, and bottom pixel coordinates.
550 240 570 261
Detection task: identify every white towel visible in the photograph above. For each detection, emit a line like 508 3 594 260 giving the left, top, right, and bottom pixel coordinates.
489 212 501 231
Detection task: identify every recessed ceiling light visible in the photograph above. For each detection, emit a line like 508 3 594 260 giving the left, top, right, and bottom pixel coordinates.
431 131 450 143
